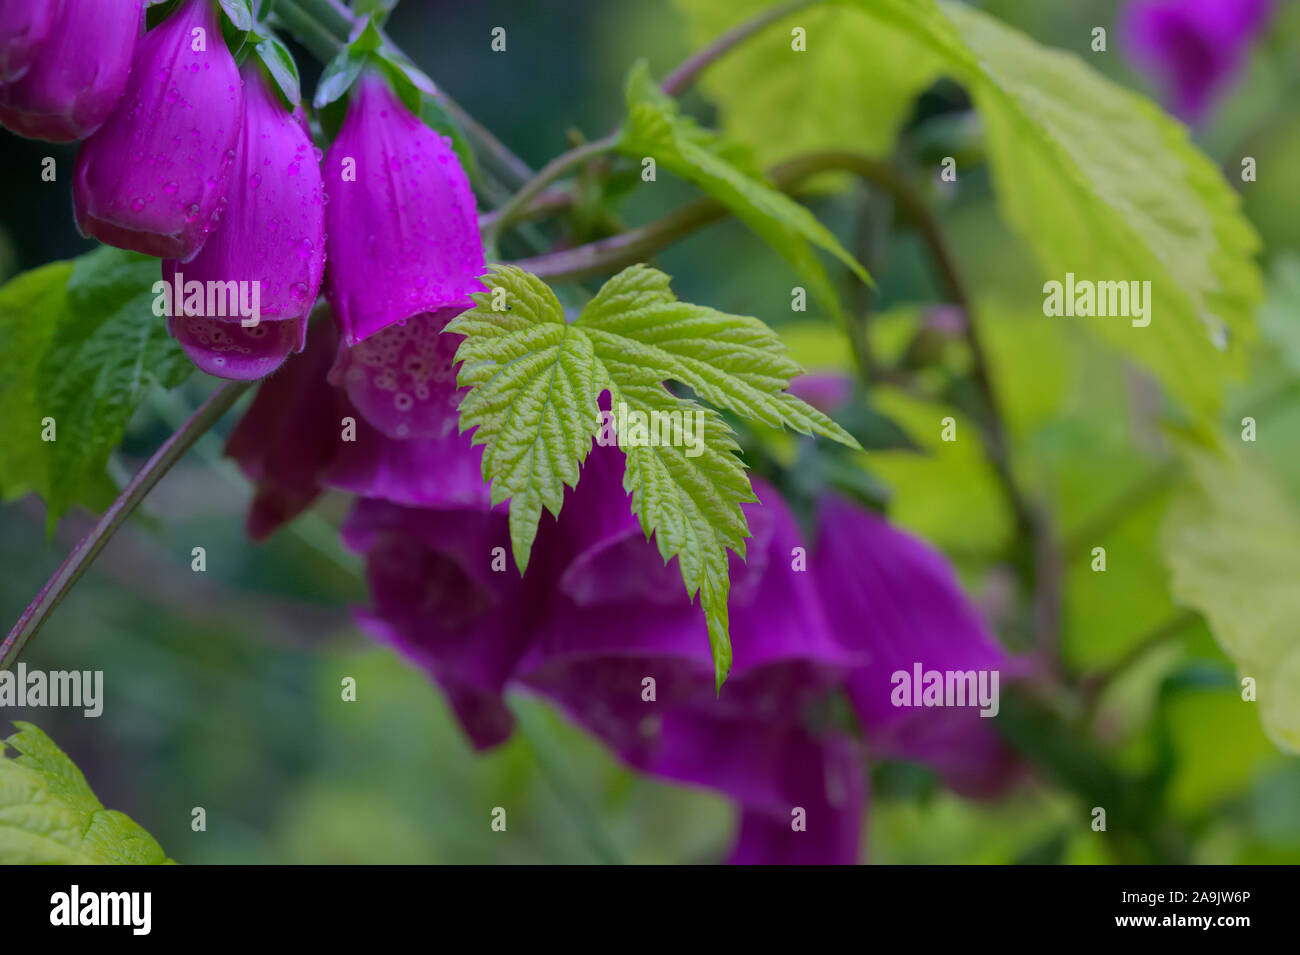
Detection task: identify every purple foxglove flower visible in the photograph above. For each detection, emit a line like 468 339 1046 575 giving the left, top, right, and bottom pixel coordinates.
348 443 865 860
323 417 489 510
514 457 866 863
72 0 241 260
343 498 533 750
224 322 351 540
0 0 142 142
1121 0 1274 124
162 62 325 380
341 431 1022 860
0 0 57 84
811 495 1027 797
225 319 488 539
323 71 485 349
327 307 467 439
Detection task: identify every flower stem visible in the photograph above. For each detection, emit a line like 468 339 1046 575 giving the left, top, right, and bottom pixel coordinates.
509 151 883 281
268 2 344 63
1 381 252 670
660 0 826 96
278 0 355 40
483 135 619 257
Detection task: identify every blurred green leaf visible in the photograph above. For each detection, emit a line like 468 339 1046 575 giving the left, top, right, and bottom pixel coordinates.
1163 440 1300 753
0 262 118 512
37 247 191 525
864 387 1012 554
1257 252 1300 376
1064 490 1176 669
844 0 1263 422
0 722 172 864
1157 680 1283 817
0 262 70 502
617 61 871 319
672 0 944 165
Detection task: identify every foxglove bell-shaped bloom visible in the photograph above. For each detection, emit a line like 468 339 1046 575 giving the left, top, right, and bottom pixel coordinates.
327 307 467 439
812 495 1027 797
323 71 485 348
343 437 1028 861
515 455 868 863
343 497 533 750
225 319 488 539
224 322 351 540
73 0 241 260
0 0 56 83
163 62 325 379
346 441 866 862
1121 0 1274 124
0 0 142 141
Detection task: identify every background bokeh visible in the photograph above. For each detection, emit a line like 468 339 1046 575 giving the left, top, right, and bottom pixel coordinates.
2 0 1299 863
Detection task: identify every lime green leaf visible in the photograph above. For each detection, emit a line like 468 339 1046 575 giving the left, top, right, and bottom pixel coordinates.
616 61 871 317
38 247 192 524
844 0 1263 421
449 264 856 688
1162 442 1300 753
0 722 172 864
672 0 944 165
598 374 745 692
576 265 860 447
0 262 114 510
447 266 601 570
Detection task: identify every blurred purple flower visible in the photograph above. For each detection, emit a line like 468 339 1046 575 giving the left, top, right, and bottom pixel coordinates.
340 436 1025 863
73 0 241 260
228 319 1024 861
924 304 967 338
0 0 141 142
787 373 853 416
1121 0 1274 124
323 71 485 351
515 452 867 863
811 496 1028 797
0 0 57 84
224 320 351 541
343 497 533 750
163 62 325 380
